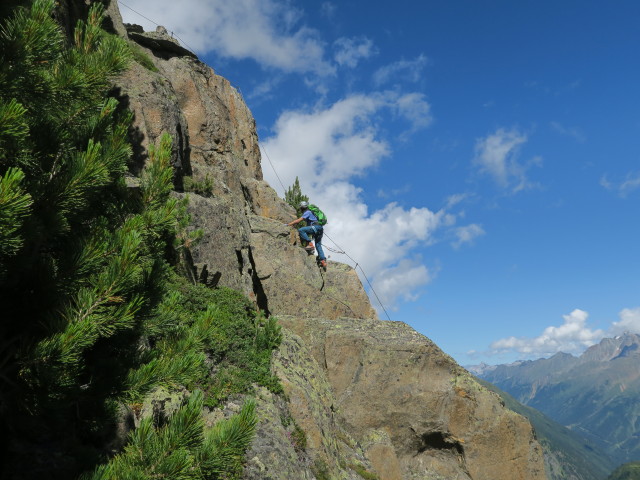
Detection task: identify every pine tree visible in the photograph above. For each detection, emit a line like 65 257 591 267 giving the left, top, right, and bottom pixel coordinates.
0 1 182 477
284 176 309 217
0 2 267 478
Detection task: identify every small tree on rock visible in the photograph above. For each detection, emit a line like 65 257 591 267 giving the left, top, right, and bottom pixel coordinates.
284 176 309 218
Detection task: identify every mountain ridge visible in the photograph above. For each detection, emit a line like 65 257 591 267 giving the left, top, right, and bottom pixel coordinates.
476 332 640 467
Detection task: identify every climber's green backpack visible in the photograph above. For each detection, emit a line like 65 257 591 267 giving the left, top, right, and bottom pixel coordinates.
308 204 327 225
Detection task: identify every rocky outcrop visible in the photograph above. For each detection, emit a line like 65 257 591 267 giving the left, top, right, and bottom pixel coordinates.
115 21 376 320
102 1 548 478
277 317 546 480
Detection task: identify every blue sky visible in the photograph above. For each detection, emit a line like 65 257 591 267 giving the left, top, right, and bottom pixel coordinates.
120 0 640 366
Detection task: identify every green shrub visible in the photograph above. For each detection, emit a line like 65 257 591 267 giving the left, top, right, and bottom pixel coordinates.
127 40 159 72
152 276 283 407
183 175 214 197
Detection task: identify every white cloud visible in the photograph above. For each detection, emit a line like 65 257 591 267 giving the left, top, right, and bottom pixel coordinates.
452 224 485 249
119 0 334 75
490 309 605 357
373 260 431 306
394 93 433 133
264 94 390 183
487 307 640 361
473 127 539 192
610 307 640 335
445 193 471 208
601 172 640 197
263 91 432 185
262 94 467 308
333 36 377 68
373 55 428 86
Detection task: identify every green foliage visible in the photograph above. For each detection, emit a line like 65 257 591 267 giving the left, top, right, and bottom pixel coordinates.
0 2 191 477
606 462 640 480
168 278 283 407
0 2 281 479
0 0 131 177
0 167 32 259
284 176 308 216
1 0 137 400
83 391 257 480
199 397 257 478
349 463 380 480
127 40 159 72
183 174 215 197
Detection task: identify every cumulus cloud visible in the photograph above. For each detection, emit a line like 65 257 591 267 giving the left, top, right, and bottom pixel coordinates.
474 128 540 192
485 306 640 361
264 94 390 183
119 0 334 74
262 94 469 308
610 307 640 335
333 36 377 68
374 260 431 306
373 55 428 86
490 309 605 357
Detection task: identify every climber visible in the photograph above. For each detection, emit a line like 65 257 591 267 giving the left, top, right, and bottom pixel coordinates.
286 201 327 269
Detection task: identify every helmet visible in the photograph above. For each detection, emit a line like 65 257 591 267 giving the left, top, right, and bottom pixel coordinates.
299 201 309 209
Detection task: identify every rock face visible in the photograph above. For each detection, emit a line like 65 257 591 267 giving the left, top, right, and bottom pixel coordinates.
277 317 546 480
103 2 547 478
115 18 377 321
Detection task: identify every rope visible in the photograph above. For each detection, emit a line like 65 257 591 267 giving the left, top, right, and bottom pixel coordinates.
323 244 345 254
118 1 198 54
322 231 358 265
321 231 392 321
316 266 359 318
355 264 391 322
259 144 287 194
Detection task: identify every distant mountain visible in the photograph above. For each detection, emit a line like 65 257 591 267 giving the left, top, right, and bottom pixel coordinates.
477 378 615 480
476 333 640 467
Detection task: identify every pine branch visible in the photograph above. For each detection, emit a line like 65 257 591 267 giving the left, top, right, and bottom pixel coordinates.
0 167 32 258
199 398 257 477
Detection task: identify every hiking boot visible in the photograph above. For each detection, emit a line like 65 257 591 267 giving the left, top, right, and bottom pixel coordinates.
319 259 327 270
304 242 315 251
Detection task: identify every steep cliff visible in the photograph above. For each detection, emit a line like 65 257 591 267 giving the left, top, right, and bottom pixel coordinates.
105 3 547 478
